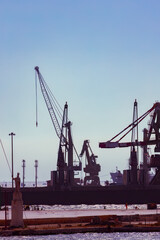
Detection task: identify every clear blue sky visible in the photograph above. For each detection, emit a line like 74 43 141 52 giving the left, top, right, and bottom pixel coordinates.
0 0 160 182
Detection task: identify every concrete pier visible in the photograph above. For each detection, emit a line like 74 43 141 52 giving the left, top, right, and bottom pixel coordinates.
0 207 159 236
10 173 24 228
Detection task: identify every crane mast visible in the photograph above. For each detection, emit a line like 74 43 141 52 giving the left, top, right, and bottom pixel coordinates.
34 66 81 189
129 99 139 184
146 103 160 184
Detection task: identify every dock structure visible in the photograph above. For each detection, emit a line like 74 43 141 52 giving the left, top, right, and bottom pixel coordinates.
0 207 160 236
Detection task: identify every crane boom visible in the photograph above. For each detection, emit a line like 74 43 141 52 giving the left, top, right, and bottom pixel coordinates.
99 139 160 148
99 103 158 149
35 66 62 139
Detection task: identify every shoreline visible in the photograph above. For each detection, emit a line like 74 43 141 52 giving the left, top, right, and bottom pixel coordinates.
1 226 160 237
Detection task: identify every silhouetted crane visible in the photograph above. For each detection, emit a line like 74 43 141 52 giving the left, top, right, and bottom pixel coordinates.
80 140 101 186
35 66 81 189
99 102 160 185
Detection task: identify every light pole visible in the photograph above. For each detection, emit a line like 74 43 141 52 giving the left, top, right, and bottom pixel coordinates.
9 132 15 189
34 160 38 187
22 160 25 188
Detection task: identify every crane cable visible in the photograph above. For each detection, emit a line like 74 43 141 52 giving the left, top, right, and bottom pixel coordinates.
35 67 81 163
118 109 151 142
35 71 38 127
44 80 63 121
0 139 11 174
109 105 154 143
35 70 64 127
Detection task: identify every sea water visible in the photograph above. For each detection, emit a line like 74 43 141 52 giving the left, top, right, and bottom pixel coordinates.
0 232 160 240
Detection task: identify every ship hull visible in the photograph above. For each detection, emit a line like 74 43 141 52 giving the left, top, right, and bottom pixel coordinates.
1 185 160 206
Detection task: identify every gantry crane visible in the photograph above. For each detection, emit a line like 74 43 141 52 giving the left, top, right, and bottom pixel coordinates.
34 66 81 189
99 101 160 185
80 140 101 186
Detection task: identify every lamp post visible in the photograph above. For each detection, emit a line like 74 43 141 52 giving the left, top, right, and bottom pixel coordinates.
9 132 15 189
22 160 25 188
34 160 38 187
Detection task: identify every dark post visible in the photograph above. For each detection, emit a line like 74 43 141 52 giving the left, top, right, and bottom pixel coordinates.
34 160 38 187
9 132 16 189
22 160 25 188
4 190 8 229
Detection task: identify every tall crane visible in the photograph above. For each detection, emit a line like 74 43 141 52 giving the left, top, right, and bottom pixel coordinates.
34 66 81 188
99 102 160 185
129 99 139 184
99 103 156 149
147 102 160 184
80 140 101 186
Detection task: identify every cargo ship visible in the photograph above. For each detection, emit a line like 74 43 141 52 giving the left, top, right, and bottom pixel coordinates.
110 167 123 185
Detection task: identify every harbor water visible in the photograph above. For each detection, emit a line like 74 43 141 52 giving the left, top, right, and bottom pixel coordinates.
0 232 160 239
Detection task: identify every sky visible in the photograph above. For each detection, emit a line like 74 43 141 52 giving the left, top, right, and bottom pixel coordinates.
0 0 160 183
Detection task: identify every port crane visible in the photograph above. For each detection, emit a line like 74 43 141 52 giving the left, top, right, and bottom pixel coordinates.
99 102 160 185
80 140 101 186
34 66 81 189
